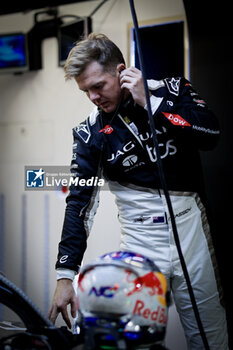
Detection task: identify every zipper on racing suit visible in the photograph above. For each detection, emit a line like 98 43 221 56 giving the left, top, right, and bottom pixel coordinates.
118 114 144 149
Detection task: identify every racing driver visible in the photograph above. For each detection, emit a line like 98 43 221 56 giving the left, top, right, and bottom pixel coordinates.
48 33 229 350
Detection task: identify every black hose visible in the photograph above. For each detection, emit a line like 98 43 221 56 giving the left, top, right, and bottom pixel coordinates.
0 272 53 329
128 1 210 349
0 273 77 349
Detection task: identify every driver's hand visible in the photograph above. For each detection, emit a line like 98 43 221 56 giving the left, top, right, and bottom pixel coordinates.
48 279 77 329
119 67 151 107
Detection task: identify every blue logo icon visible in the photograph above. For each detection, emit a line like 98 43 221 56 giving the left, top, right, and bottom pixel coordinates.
26 168 45 188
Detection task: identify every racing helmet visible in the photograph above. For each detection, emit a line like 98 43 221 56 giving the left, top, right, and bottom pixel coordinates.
76 251 168 348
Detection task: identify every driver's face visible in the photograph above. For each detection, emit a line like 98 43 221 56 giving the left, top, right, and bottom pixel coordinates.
75 61 124 113
75 61 122 113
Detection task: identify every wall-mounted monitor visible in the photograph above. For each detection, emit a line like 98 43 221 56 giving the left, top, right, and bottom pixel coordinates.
0 32 28 74
58 17 92 66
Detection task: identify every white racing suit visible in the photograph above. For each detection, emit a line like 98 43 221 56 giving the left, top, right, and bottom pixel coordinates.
109 182 228 349
56 77 229 349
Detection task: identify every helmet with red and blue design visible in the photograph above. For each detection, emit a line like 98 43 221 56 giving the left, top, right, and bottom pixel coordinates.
75 251 169 349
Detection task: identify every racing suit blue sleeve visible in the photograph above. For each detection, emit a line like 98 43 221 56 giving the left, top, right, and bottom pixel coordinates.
55 120 102 272
151 77 220 150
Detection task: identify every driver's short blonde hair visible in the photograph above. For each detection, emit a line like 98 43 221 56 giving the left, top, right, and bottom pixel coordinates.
64 33 125 80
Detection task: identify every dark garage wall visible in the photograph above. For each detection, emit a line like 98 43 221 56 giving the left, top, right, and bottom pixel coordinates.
183 0 233 346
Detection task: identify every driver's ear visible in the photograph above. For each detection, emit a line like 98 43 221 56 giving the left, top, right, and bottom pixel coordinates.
116 63 126 76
